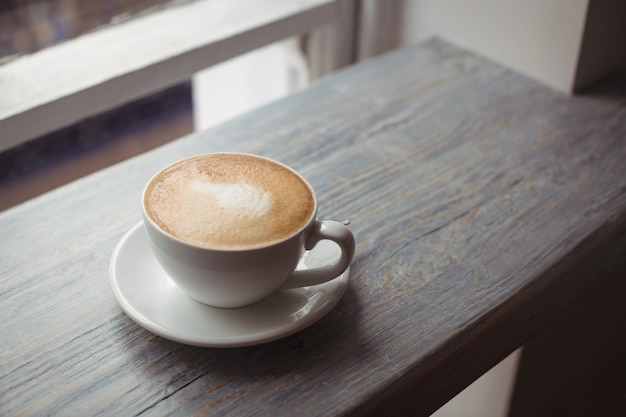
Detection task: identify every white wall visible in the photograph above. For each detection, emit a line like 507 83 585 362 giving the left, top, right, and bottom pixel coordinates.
400 0 589 93
431 350 522 417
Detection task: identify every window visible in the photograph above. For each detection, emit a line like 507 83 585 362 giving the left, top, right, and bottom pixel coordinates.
0 0 403 209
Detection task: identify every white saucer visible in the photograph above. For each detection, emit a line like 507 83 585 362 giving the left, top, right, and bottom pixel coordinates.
109 222 350 347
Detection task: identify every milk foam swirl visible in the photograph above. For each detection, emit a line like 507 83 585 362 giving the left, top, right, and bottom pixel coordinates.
189 180 272 216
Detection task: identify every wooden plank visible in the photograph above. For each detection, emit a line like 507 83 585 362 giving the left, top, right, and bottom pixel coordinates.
357 0 404 59
305 0 358 80
331 0 359 69
0 0 334 153
1 39 625 416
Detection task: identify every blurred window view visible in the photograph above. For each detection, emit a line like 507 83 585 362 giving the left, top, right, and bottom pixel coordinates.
0 0 312 211
0 0 197 63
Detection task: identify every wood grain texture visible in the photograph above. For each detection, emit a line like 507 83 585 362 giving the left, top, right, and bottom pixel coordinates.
1 38 625 416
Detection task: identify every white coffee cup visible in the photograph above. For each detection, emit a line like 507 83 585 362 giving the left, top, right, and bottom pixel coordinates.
142 153 355 308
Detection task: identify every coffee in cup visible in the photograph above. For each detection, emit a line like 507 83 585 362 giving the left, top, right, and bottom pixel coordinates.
142 153 355 308
144 153 315 249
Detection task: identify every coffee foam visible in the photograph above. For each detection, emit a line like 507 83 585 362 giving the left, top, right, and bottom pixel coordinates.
189 180 272 216
145 154 315 249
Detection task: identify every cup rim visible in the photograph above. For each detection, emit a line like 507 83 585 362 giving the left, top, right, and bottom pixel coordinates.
142 152 318 252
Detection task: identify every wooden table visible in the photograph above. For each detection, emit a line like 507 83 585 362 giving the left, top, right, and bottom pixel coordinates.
2 39 625 416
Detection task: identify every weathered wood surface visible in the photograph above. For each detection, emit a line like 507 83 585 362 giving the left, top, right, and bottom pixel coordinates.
1 38 625 416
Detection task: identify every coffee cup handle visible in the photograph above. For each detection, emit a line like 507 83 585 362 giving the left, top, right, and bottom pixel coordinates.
281 220 355 289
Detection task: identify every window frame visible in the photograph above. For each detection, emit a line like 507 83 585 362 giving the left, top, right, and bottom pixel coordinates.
0 0 349 153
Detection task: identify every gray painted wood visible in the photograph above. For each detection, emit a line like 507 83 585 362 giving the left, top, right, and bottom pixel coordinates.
1 38 625 416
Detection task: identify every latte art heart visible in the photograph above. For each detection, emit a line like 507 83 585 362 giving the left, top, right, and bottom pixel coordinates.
189 180 272 216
